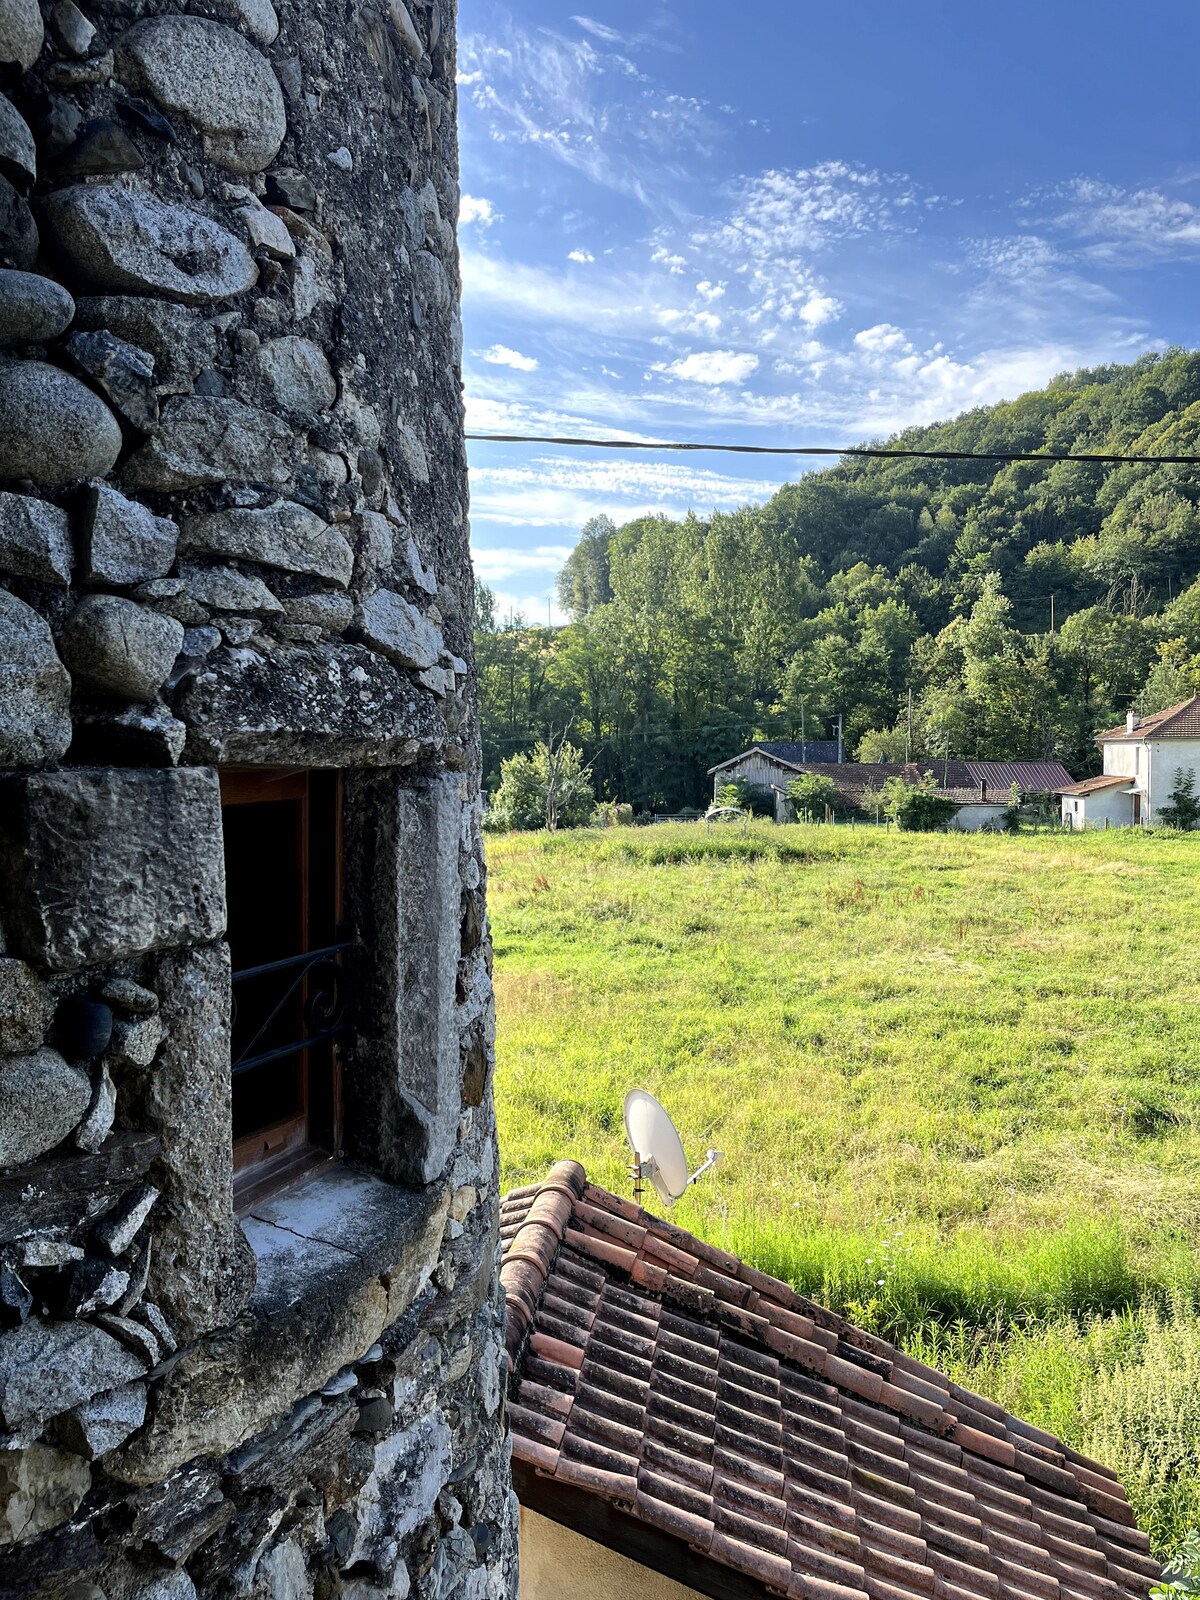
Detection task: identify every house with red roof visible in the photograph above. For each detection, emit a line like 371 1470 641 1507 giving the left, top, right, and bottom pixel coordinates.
1059 696 1200 829
501 1162 1159 1600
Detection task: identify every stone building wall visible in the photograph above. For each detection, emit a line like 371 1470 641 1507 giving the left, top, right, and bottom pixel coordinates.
0 0 518 1596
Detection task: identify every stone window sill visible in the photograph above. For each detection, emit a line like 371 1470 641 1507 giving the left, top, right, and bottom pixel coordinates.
241 1164 445 1313
108 1164 451 1488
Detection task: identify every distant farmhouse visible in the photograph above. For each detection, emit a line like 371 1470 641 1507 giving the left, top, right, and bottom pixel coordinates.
1059 695 1200 829
710 744 1073 831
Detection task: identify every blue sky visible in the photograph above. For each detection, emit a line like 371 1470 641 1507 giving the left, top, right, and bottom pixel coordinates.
458 1 1200 622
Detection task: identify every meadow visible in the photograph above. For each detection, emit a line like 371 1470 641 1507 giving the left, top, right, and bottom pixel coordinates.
488 821 1200 1555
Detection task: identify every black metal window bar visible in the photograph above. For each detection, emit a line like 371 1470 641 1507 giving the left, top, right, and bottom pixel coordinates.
231 940 356 1077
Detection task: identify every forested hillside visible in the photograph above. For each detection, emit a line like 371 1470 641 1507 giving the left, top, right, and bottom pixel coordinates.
475 348 1200 810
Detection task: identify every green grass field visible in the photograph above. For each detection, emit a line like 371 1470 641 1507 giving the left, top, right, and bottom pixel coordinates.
488 822 1200 1554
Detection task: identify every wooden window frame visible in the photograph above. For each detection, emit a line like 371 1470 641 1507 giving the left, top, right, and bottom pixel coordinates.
220 767 346 1209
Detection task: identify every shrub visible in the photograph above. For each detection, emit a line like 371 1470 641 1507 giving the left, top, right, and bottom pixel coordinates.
1154 1529 1200 1596
785 773 845 819
487 740 595 831
1002 782 1022 833
882 771 960 831
592 800 634 828
1161 770 1200 830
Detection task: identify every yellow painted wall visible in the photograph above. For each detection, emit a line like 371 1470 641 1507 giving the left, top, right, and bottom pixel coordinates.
519 1506 708 1600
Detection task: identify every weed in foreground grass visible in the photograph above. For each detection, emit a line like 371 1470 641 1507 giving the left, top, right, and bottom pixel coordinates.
911 1301 1200 1556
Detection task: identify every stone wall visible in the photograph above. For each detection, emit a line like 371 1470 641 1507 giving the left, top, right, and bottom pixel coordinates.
0 0 517 1595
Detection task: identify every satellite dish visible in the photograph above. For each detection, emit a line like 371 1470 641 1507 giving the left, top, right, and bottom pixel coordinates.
623 1088 723 1209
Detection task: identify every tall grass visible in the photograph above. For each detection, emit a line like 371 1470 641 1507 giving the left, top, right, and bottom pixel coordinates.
488 822 1200 1556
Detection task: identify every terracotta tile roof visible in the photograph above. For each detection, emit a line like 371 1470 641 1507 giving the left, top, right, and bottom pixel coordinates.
1098 697 1200 741
1057 775 1136 797
502 1163 1160 1600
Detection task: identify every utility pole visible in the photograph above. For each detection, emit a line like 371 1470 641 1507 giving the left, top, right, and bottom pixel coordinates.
906 689 913 763
1050 594 1055 635
800 697 806 760
837 713 844 765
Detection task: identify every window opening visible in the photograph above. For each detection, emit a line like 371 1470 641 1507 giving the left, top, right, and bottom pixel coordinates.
220 769 349 1204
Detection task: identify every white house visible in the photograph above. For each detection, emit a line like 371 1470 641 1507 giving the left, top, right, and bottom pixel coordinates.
1059 695 1200 829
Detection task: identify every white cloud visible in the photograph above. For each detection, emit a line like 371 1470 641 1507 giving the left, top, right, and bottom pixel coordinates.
478 344 539 372
657 350 760 385
651 247 686 274
459 194 499 228
657 308 722 336
464 391 668 443
696 280 726 301
463 248 644 328
468 455 788 533
699 161 934 263
568 248 595 263
853 323 912 355
799 291 842 327
483 589 570 627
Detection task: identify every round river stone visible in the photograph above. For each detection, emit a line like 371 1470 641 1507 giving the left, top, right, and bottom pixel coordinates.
0 360 122 485
116 15 285 174
0 269 75 347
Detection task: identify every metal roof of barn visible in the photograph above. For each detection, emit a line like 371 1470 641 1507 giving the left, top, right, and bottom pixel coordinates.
964 760 1075 793
709 750 1073 795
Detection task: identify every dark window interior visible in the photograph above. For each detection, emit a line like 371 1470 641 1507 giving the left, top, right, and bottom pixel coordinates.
220 769 344 1200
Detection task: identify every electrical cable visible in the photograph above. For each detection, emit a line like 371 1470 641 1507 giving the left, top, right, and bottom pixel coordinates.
466 432 1200 466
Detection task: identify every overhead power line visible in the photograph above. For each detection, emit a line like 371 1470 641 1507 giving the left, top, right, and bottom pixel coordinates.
466 431 1200 466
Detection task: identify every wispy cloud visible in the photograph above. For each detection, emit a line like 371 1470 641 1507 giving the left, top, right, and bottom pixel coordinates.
472 542 575 579
478 343 539 372
570 15 623 44
469 455 788 533
1037 177 1200 262
457 17 722 206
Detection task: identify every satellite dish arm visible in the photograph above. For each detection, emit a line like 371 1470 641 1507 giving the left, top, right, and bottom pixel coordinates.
632 1148 723 1208
685 1149 723 1192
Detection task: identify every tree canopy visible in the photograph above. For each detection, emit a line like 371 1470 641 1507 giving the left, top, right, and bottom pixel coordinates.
476 347 1200 811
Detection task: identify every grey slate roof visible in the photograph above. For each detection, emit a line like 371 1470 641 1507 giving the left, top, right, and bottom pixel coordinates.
708 742 842 775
